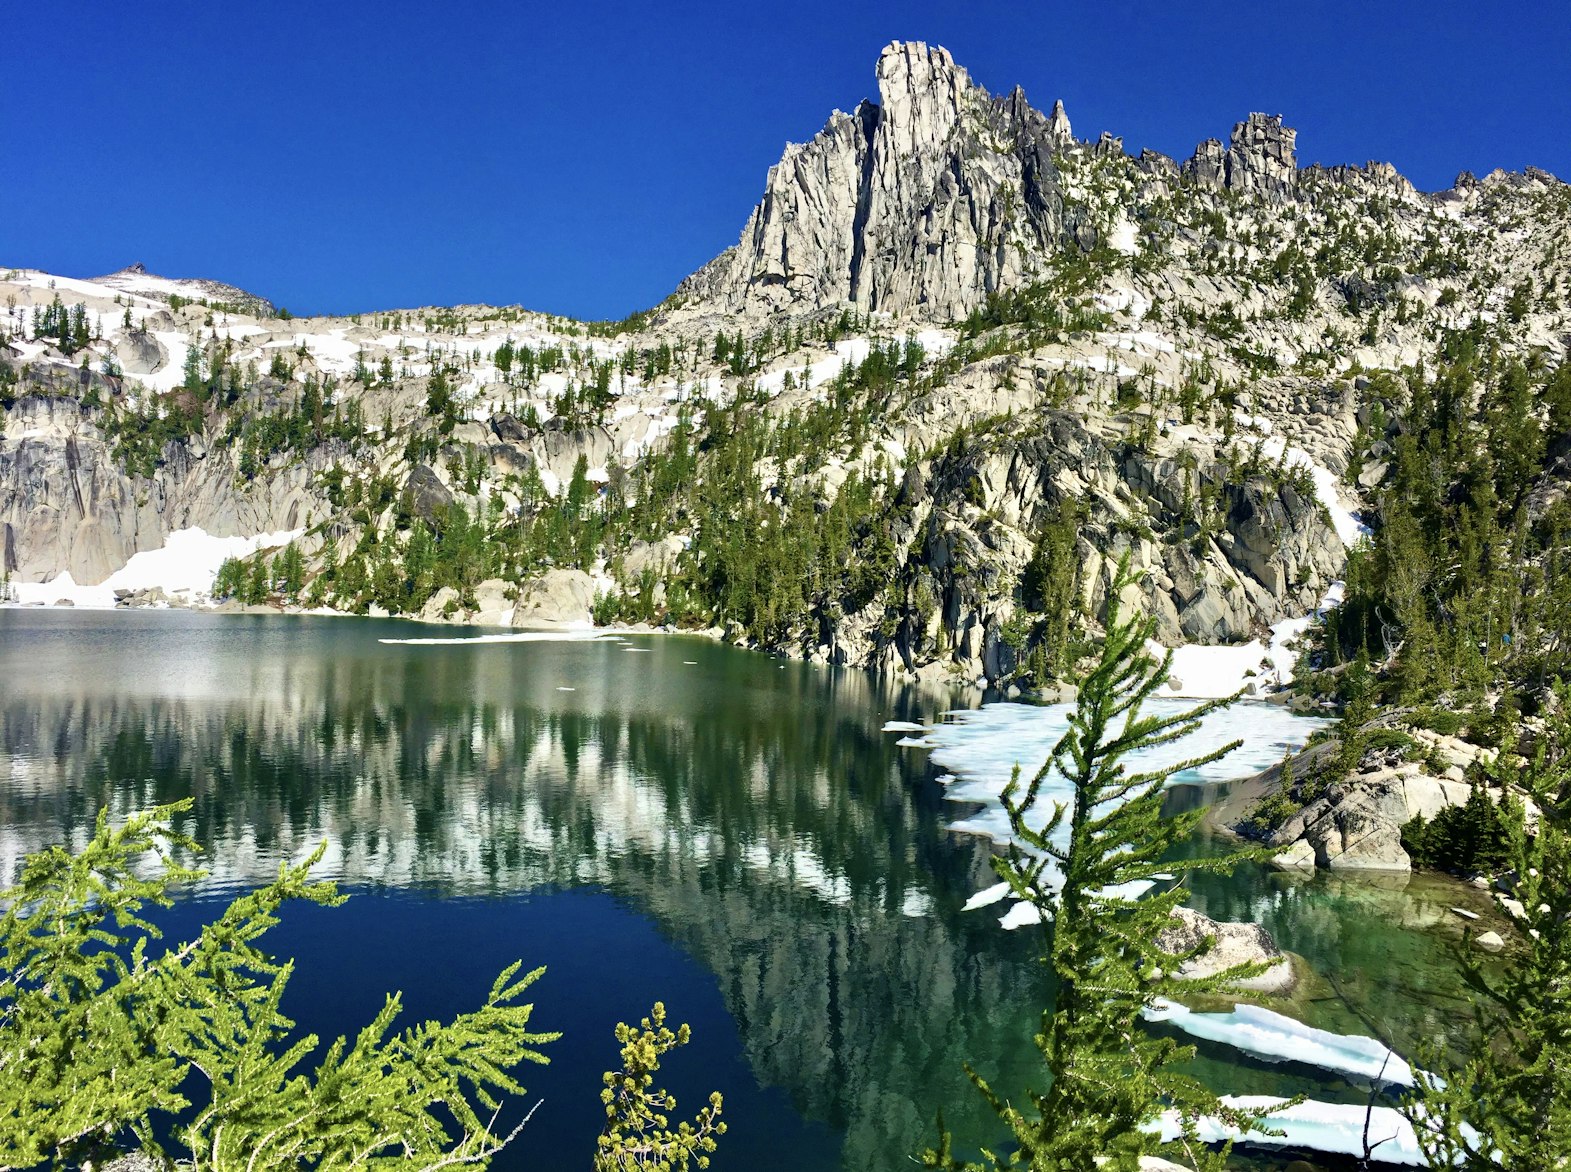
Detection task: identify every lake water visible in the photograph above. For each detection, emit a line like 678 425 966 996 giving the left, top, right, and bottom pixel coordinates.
0 609 1487 1169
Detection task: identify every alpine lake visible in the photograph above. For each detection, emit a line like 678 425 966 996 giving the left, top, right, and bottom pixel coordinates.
0 608 1502 1170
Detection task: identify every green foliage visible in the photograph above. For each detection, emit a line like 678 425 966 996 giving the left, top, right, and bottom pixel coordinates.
1015 500 1086 683
101 394 206 479
0 803 557 1171
1407 692 1571 1169
427 367 458 433
1322 339 1571 707
31 296 91 356
924 562 1283 1172
595 1002 726 1171
1401 783 1517 875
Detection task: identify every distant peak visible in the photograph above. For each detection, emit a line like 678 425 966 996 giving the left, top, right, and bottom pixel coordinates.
874 40 970 98
1049 99 1073 143
125 262 147 275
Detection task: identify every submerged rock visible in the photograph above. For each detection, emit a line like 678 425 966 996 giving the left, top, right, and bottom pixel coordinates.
1156 906 1296 995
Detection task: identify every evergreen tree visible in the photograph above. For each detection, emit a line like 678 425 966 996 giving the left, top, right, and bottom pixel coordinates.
279 542 306 601
245 555 269 605
925 563 1280 1172
0 803 557 1171
594 1002 726 1171
1407 689 1571 1169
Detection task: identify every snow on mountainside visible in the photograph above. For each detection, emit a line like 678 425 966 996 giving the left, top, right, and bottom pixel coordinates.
2 39 1569 695
88 262 276 317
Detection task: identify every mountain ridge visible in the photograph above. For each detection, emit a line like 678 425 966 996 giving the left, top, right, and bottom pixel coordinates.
2 40 1568 752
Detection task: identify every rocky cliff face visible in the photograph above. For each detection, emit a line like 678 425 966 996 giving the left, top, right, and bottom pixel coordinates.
678 41 1080 321
0 386 323 584
1182 113 1298 199
3 40 1568 701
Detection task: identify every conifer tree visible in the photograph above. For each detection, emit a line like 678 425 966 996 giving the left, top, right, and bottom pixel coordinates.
0 802 557 1171
925 563 1280 1172
1407 688 1571 1170
595 1002 726 1171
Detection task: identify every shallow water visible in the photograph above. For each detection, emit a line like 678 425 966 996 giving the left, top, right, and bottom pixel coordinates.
0 609 1487 1169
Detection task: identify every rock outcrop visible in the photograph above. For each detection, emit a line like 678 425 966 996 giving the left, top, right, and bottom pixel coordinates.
511 568 597 627
679 41 1082 320
1214 732 1495 872
1155 906 1296 994
1183 113 1297 199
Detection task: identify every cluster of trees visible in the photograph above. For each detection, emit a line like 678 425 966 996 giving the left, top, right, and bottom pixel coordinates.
213 542 306 605
1317 327 1571 715
31 296 92 355
226 377 369 480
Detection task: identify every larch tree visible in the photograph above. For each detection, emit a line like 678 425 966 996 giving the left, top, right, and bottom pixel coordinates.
925 563 1283 1172
1408 686 1571 1170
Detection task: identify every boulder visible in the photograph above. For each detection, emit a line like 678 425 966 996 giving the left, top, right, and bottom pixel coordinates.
511 569 596 627
1474 930 1506 953
418 586 461 621
622 536 686 580
1154 907 1296 994
115 329 167 376
1225 741 1483 873
402 465 453 526
468 579 515 626
1270 839 1317 870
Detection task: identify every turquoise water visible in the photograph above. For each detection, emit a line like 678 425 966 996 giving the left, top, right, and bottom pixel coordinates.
0 609 1486 1169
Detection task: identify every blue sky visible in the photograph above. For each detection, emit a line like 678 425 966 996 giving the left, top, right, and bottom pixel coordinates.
4 1 1566 319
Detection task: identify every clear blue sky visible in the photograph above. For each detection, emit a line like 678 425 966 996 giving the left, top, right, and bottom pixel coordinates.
5 1 1566 320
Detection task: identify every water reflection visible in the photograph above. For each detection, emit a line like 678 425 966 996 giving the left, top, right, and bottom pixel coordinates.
0 610 1484 1171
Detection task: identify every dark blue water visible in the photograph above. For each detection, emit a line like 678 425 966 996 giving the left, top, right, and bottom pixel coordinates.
0 609 1484 1170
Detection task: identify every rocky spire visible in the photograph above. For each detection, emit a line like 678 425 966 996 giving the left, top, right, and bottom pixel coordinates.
1227 113 1296 196
1182 113 1297 199
1048 99 1073 146
677 41 1077 320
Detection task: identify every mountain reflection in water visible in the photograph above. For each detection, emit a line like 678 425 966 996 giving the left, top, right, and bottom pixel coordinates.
0 609 1482 1171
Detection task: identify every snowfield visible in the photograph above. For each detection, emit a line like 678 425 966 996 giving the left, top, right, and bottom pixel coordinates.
7 527 303 608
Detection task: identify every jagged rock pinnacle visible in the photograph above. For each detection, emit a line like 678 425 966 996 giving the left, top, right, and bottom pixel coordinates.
679 40 1079 320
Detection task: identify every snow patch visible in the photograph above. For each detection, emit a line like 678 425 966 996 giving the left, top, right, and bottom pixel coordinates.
8 528 303 609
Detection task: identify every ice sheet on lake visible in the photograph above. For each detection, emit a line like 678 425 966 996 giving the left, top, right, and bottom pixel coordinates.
961 881 1012 911
380 631 623 646
1153 1095 1468 1166
1144 1000 1416 1087
923 698 1326 848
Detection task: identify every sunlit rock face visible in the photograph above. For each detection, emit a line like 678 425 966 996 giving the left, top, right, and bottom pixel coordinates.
679 41 1081 321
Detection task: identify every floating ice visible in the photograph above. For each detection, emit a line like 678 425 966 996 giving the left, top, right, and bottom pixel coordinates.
1144 1000 1416 1088
380 631 622 646
999 902 1046 930
882 720 930 733
1152 1095 1468 1166
961 881 1012 911
895 736 935 748
926 698 1327 848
